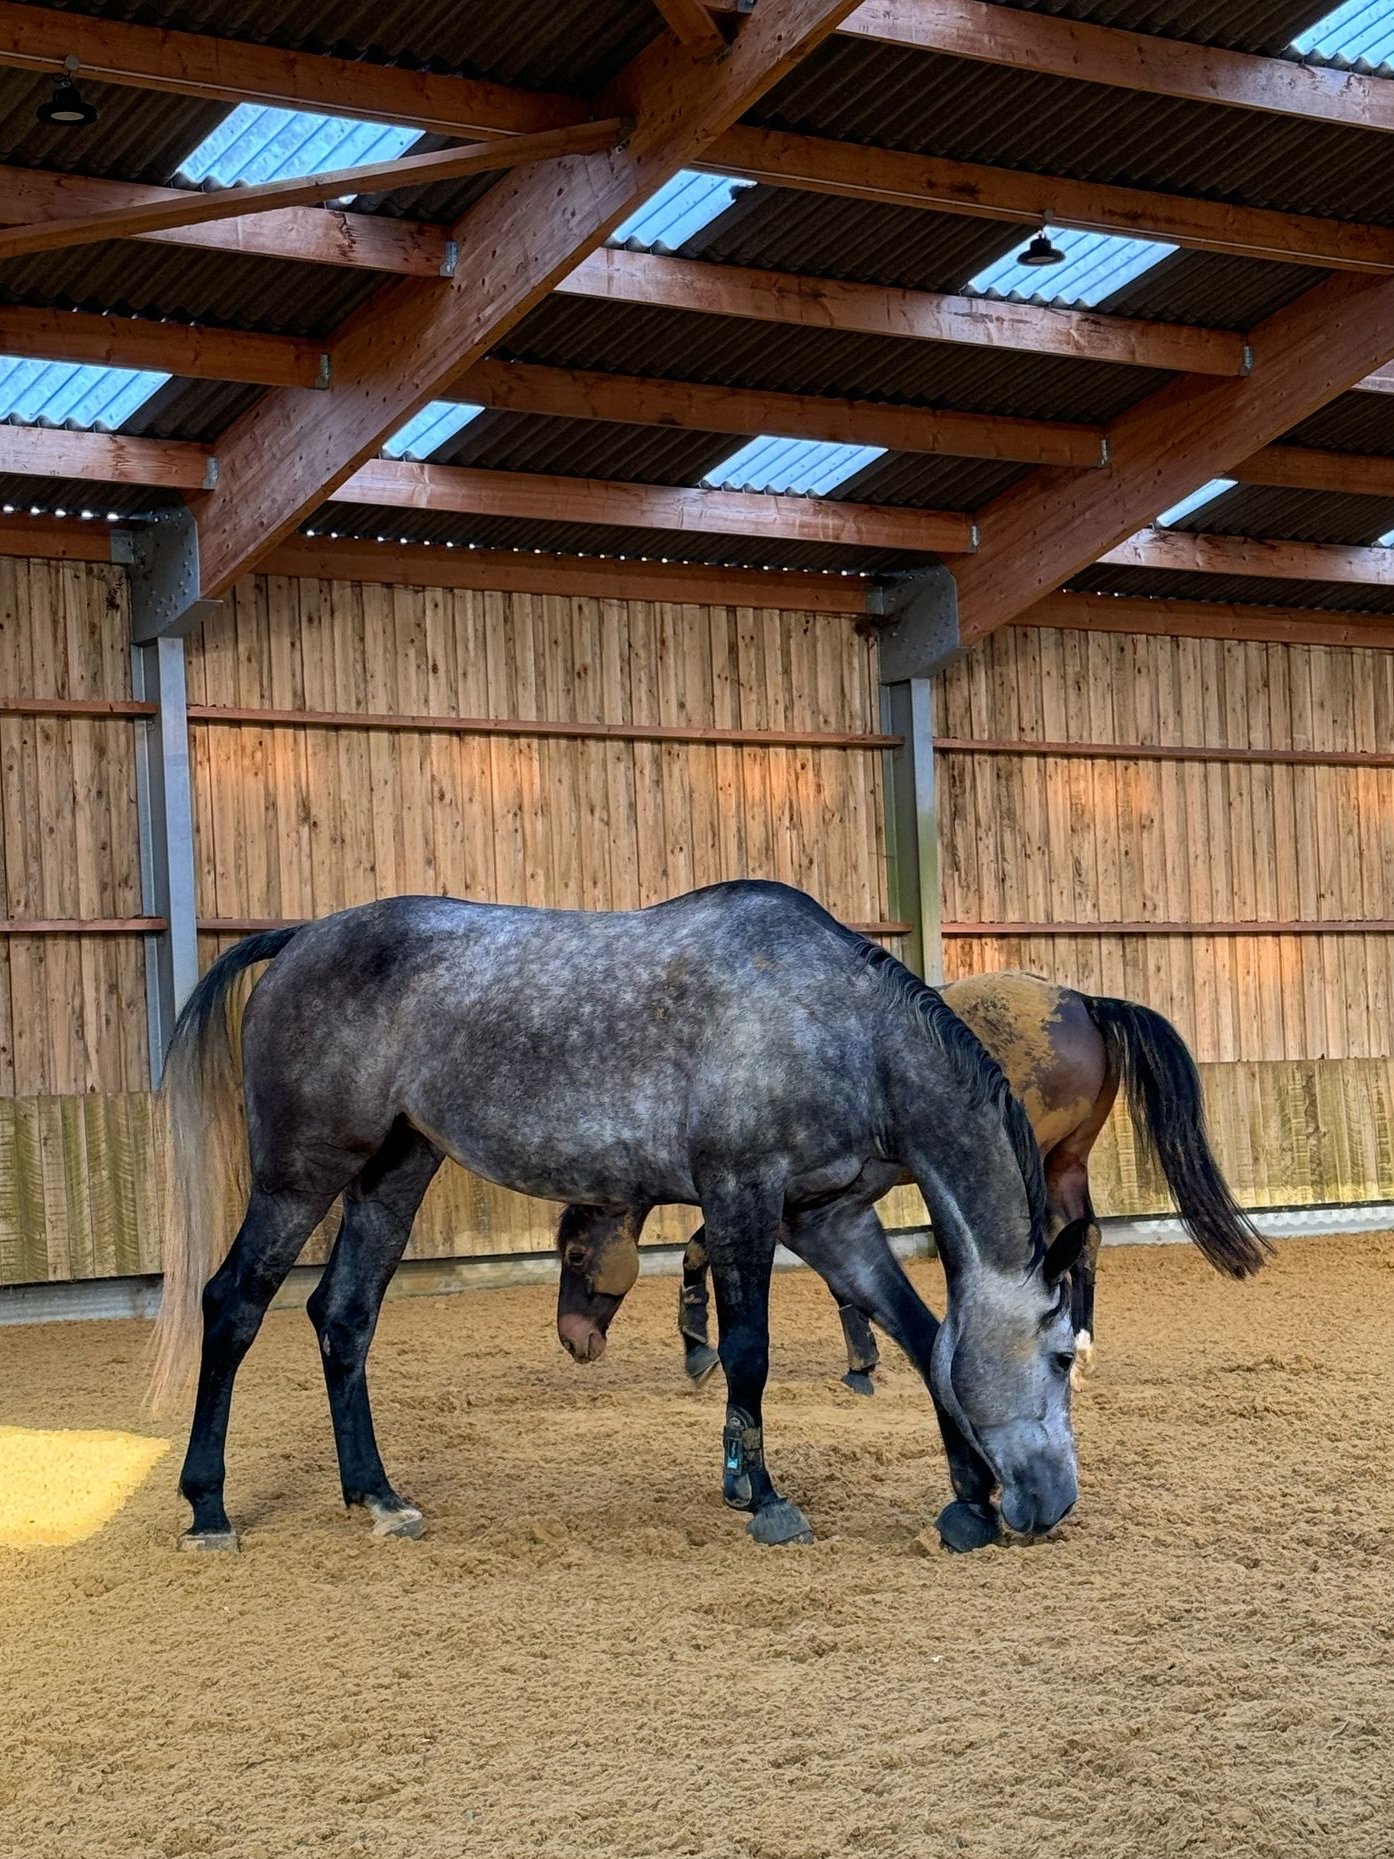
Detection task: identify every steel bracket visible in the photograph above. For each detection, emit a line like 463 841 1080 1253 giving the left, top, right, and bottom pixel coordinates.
120 505 225 642
868 564 962 681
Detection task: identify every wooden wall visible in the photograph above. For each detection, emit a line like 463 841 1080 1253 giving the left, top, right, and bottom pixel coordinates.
934 624 1394 1208
4 565 1392 1285
0 563 895 1281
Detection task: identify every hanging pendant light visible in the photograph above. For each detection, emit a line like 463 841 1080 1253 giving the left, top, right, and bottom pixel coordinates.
1016 229 1066 267
37 58 98 128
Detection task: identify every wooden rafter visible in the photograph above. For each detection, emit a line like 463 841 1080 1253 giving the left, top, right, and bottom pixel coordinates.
559 249 1248 374
0 123 626 264
0 304 325 388
0 426 211 487
710 126 1394 275
0 0 585 135
650 0 728 57
948 270 1394 644
1097 529 1394 585
0 165 453 276
832 0 1394 134
191 0 867 601
1028 592 1394 649
335 458 977 553
456 358 1106 466
1232 445 1394 499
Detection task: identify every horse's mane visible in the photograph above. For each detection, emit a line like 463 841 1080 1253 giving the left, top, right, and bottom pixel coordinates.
850 935 1049 1256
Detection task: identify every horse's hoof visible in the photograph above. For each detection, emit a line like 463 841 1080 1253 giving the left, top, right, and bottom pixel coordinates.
369 1503 425 1540
684 1342 720 1385
178 1528 239 1553
747 1500 815 1547
1072 1330 1095 1387
935 1500 1002 1554
840 1369 876 1397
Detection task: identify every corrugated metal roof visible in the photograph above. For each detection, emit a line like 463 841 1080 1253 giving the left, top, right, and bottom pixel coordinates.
431 409 739 486
1165 481 1394 544
753 41 1394 226
1281 391 1394 454
1102 249 1329 329
1070 563 1394 610
985 0 1333 53
28 0 659 95
833 450 1030 509
122 377 265 440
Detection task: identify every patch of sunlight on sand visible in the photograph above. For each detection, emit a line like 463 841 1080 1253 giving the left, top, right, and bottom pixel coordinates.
0 1426 169 1547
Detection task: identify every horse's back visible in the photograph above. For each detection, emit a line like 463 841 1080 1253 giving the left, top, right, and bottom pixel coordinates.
941 971 1109 1156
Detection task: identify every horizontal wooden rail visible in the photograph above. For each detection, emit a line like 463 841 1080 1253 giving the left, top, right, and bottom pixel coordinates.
0 696 156 719
185 705 898 751
0 916 165 933
945 921 1394 937
0 696 898 750
935 736 1394 771
199 916 914 938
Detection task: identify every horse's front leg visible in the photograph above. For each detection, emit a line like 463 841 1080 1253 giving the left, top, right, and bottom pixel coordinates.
702 1180 814 1547
677 1228 721 1384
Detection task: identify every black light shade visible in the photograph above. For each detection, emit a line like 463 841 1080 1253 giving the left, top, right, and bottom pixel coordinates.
37 75 98 128
1016 231 1066 267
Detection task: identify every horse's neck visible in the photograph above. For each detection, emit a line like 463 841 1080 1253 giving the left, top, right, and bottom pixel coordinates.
893 1061 1037 1287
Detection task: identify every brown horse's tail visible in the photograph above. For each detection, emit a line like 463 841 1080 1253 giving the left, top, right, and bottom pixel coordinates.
147 929 300 1413
1084 995 1272 1279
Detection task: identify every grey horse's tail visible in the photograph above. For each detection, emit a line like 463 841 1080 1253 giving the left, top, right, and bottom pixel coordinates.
148 929 299 1412
1085 994 1272 1280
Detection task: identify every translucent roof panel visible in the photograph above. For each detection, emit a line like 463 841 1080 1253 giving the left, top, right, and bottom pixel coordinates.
1156 479 1236 526
611 171 754 252
0 358 169 430
702 436 885 495
177 104 423 188
966 226 1175 309
1292 0 1394 66
382 402 484 461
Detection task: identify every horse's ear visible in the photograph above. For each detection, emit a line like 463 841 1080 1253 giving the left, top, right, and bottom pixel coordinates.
1042 1217 1089 1286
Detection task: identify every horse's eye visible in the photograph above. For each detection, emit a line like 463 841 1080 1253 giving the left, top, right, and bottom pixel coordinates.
564 1245 588 1269
1052 1351 1076 1377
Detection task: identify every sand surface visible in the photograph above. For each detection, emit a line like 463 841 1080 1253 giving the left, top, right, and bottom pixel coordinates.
1 1233 1392 1858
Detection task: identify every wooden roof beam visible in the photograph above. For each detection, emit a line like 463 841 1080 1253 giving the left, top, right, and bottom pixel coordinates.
334 457 976 553
0 122 626 265
0 0 586 136
559 248 1248 374
817 0 1394 134
456 357 1107 467
190 0 868 602
0 426 212 488
1096 528 1394 585
0 165 453 277
709 126 1394 275
1030 590 1394 647
650 0 728 57
0 304 326 388
948 270 1394 644
1233 445 1394 498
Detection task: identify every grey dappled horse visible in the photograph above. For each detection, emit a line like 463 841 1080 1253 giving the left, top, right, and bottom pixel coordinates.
152 882 1086 1555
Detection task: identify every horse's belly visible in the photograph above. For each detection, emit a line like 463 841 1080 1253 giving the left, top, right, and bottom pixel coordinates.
407 1102 697 1208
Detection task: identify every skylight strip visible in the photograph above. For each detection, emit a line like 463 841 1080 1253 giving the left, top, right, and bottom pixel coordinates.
1292 0 1394 65
0 358 169 431
702 435 885 495
611 170 754 252
1155 479 1236 527
177 103 424 190
382 402 484 461
966 225 1176 309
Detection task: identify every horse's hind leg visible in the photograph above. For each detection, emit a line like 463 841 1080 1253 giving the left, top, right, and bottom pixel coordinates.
179 1186 334 1550
677 1229 720 1384
836 1293 880 1396
305 1121 442 1539
1046 1152 1103 1378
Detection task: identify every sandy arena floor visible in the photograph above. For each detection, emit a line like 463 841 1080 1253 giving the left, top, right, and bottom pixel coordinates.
1 1232 1392 1859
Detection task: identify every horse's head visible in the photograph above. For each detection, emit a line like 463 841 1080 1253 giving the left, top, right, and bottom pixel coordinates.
929 1218 1087 1537
555 1207 642 1363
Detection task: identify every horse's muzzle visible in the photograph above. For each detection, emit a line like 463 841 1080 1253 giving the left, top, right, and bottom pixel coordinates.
999 1468 1077 1538
557 1311 607 1363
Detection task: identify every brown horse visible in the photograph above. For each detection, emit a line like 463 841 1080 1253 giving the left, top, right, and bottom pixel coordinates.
555 974 1270 1390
